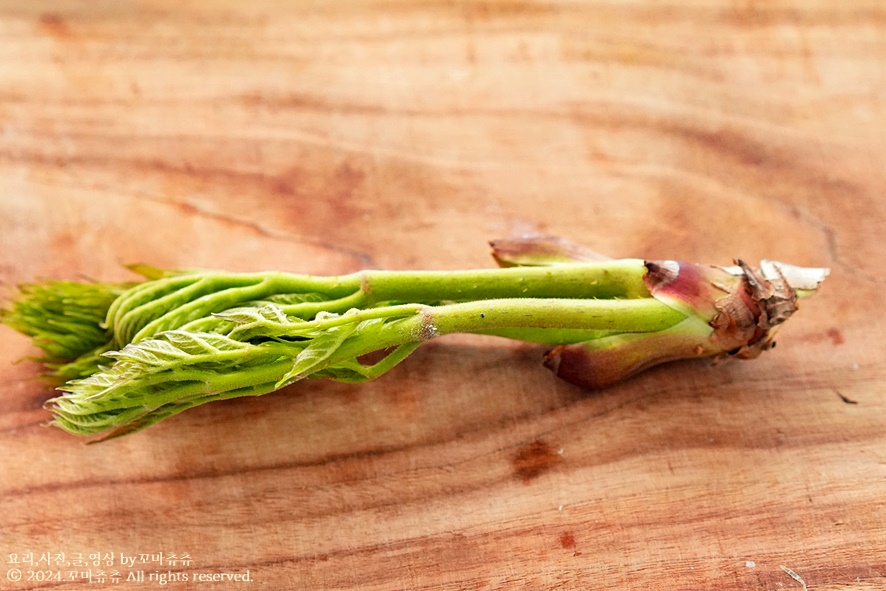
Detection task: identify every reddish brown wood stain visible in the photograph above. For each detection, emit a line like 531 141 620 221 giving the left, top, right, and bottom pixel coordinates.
801 327 847 347
827 327 845 346
38 13 70 39
559 532 576 550
511 439 560 483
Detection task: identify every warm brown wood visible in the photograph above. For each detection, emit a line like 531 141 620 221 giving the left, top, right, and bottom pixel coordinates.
1 1 884 589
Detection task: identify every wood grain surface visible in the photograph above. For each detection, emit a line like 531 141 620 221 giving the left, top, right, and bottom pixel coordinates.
1 1 884 589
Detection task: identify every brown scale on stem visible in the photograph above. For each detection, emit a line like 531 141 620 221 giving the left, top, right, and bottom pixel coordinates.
544 256 826 390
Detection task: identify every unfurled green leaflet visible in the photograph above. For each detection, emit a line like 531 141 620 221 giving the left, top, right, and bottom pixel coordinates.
49 308 426 438
276 322 360 386
1 236 829 440
52 331 295 436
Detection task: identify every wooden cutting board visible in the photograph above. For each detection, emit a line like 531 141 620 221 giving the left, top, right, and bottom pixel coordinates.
1 1 884 589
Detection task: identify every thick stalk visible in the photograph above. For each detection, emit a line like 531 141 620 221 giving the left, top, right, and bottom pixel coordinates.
355 260 651 303
314 297 685 379
109 261 653 345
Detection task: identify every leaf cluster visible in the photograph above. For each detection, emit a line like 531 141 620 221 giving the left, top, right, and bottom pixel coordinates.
3 268 418 439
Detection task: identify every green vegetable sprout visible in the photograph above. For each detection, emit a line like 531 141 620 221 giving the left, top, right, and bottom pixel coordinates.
1 236 828 441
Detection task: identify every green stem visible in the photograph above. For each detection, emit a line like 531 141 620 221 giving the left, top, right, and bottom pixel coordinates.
108 261 653 344
324 297 684 373
357 260 651 303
